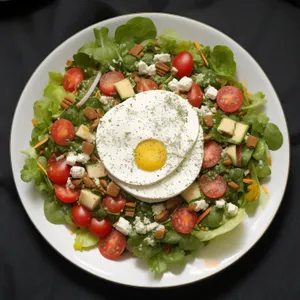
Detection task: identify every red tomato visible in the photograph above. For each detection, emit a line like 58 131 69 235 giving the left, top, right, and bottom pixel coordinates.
72 204 92 228
89 218 112 238
54 184 80 203
186 83 203 107
98 230 126 260
162 244 172 254
172 207 197 235
202 141 221 169
47 155 70 184
51 119 75 146
136 79 158 93
63 68 84 92
172 51 194 78
236 145 242 167
216 86 243 113
100 71 125 96
199 175 227 199
102 195 126 214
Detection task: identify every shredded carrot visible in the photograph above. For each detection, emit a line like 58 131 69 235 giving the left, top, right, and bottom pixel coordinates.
262 185 269 194
37 162 47 176
32 118 37 127
33 138 49 149
194 40 209 67
268 154 272 166
197 208 211 224
243 179 254 184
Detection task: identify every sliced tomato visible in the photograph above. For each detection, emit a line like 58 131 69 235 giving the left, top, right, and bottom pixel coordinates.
51 119 75 146
199 175 227 199
54 184 80 203
202 141 221 169
136 79 158 93
172 51 194 78
89 218 112 238
102 195 126 214
47 154 70 184
99 71 125 96
172 207 197 235
98 230 126 260
216 86 243 113
63 68 84 92
72 204 92 228
236 145 242 167
186 83 203 107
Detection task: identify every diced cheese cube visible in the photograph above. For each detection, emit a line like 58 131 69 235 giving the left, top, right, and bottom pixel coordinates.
218 118 236 136
76 125 94 141
168 78 179 91
115 217 132 236
79 189 101 211
86 162 107 178
178 76 193 92
204 85 218 100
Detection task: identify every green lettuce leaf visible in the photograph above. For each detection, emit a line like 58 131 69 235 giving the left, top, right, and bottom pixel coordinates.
241 92 267 111
193 209 247 241
264 123 283 150
73 229 99 251
192 66 219 88
210 46 236 77
148 253 168 274
115 17 157 44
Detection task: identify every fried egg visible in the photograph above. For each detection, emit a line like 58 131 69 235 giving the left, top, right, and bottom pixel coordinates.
96 90 199 185
107 126 204 202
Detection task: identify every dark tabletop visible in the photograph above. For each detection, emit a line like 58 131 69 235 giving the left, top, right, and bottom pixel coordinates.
1 0 300 299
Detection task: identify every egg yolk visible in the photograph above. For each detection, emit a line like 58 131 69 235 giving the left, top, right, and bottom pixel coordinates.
134 139 167 172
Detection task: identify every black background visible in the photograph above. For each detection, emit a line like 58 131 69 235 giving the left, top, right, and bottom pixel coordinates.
1 0 300 299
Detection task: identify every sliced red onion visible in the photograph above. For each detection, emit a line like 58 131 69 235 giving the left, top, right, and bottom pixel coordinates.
76 72 102 108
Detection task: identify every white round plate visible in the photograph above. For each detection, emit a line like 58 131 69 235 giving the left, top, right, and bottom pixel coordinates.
10 13 290 287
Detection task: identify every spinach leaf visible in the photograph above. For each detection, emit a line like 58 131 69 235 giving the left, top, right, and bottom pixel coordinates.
242 147 254 167
178 235 199 250
162 230 182 244
264 123 283 150
253 139 266 161
71 53 99 78
200 207 224 228
115 17 157 44
256 165 271 179
210 46 236 77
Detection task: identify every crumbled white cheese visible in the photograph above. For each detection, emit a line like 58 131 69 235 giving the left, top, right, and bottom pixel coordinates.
99 96 114 105
204 85 218 100
94 178 100 187
195 105 214 116
66 152 78 166
56 154 64 161
66 177 75 189
133 216 159 235
215 199 226 209
193 200 209 212
152 203 165 216
115 217 132 236
143 217 151 225
244 169 250 176
146 222 159 232
178 76 193 92
70 166 85 179
226 203 238 217
144 236 156 246
156 224 165 231
153 53 171 63
76 153 90 164
168 78 180 92
171 66 178 75
211 106 217 114
136 61 156 76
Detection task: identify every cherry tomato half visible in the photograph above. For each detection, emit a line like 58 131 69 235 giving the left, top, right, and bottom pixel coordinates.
172 207 197 235
54 184 80 203
216 86 243 113
199 175 227 199
172 51 194 79
72 204 92 228
98 230 126 260
47 154 70 184
100 71 125 96
187 83 203 107
89 218 112 238
102 195 126 214
136 79 158 93
63 68 84 92
202 141 221 169
51 119 75 146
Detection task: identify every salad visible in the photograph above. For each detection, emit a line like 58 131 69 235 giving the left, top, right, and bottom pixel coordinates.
21 17 284 274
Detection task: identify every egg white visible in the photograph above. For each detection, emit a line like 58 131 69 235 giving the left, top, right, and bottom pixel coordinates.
107 126 204 202
96 90 199 186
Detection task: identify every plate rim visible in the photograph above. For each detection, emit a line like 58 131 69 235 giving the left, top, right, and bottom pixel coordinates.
10 12 291 288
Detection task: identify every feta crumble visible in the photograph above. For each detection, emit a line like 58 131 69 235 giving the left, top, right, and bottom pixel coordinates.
136 61 156 76
76 153 90 164
168 76 193 92
66 177 75 189
226 203 238 217
152 203 165 216
215 199 226 209
133 216 159 235
144 236 156 246
204 85 218 100
70 166 85 179
153 53 171 63
193 200 209 212
115 217 132 236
